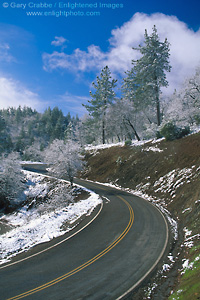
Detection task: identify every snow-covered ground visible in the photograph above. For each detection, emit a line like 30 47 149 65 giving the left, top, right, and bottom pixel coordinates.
85 141 124 151
0 172 102 265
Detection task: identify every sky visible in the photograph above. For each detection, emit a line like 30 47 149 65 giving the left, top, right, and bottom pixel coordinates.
0 0 200 116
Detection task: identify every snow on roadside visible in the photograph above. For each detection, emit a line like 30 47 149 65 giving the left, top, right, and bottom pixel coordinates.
85 142 124 152
84 138 165 153
0 172 102 265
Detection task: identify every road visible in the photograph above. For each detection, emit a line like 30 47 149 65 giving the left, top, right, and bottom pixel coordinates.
0 178 168 300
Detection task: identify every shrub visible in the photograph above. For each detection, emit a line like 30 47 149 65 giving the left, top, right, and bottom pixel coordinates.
158 122 190 141
125 139 132 146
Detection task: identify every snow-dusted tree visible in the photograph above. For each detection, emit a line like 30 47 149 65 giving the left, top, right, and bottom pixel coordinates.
121 68 145 140
183 67 200 124
74 115 98 146
132 25 171 126
164 67 200 127
162 90 184 125
23 141 43 162
105 103 124 142
0 152 26 212
83 66 117 144
44 139 83 186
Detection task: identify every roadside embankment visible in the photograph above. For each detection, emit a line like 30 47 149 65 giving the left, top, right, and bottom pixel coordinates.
81 132 200 299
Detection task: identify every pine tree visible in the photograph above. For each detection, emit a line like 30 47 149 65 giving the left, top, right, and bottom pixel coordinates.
83 66 117 144
132 25 171 126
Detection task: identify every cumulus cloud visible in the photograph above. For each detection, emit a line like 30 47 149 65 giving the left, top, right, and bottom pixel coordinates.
43 45 106 72
0 77 44 110
43 12 200 93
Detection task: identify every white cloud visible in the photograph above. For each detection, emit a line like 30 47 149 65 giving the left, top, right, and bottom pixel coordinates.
0 77 44 111
43 12 200 93
43 45 106 73
51 36 67 47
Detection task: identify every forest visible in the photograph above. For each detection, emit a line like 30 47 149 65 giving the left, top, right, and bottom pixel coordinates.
0 106 80 157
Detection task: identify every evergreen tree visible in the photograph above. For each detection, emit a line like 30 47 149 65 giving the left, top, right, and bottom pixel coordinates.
132 25 171 126
83 66 117 144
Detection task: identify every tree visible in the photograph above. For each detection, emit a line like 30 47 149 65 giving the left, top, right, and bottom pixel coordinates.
44 139 83 186
183 67 200 124
23 142 43 162
132 25 171 126
83 66 117 144
0 153 26 212
164 67 200 127
107 99 141 142
77 115 99 145
0 115 13 154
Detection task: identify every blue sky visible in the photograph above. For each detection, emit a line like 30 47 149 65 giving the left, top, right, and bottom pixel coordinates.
0 0 200 116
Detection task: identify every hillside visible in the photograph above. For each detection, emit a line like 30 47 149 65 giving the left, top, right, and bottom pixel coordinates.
81 132 200 299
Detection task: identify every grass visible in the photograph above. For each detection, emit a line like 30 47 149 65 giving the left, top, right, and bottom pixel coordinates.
169 254 200 300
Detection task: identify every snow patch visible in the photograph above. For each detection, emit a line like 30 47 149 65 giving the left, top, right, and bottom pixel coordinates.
181 259 194 275
182 207 192 214
153 166 198 198
143 146 163 153
183 227 200 249
85 142 124 152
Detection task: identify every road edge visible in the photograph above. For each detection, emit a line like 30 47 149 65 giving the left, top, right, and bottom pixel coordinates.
116 198 169 300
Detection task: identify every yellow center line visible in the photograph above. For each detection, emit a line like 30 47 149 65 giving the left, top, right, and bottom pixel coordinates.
7 196 134 300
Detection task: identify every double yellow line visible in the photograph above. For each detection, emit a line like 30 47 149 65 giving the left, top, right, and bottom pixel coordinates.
7 196 134 300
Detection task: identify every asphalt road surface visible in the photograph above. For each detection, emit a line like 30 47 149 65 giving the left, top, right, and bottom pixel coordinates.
0 178 168 300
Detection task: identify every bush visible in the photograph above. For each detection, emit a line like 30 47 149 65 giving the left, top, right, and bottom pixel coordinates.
194 115 200 125
158 122 190 141
125 139 132 146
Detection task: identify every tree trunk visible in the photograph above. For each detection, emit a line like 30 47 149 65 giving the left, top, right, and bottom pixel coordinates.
102 109 106 144
102 119 105 144
123 120 132 140
155 79 161 126
156 94 161 126
126 119 141 141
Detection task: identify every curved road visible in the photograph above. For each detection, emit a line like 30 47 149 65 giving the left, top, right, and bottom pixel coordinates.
0 179 168 300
